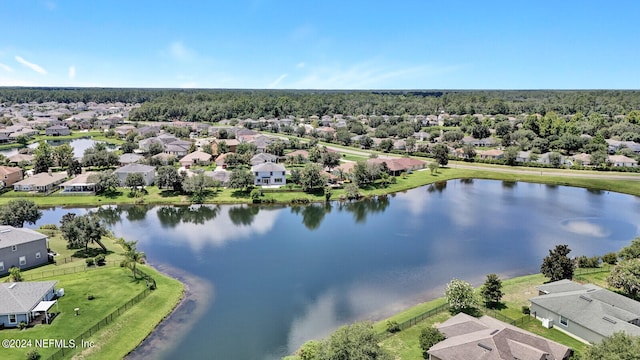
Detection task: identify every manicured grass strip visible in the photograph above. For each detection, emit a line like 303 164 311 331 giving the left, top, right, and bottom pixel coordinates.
65 265 184 360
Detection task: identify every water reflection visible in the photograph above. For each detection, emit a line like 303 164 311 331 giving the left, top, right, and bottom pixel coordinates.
427 180 447 193
337 195 390 223
291 203 332 230
156 205 221 228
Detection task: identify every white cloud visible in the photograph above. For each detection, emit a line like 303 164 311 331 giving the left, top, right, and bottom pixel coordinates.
0 63 13 72
15 56 47 75
267 73 288 88
68 65 76 79
168 41 195 61
296 62 305 69
291 60 460 89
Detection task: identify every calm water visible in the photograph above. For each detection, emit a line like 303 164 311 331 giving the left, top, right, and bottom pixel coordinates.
0 138 115 158
33 180 640 360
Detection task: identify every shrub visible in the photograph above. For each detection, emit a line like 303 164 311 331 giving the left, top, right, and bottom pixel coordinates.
603 252 618 265
26 350 41 360
94 254 106 266
85 258 95 266
87 294 95 300
39 224 58 230
18 321 28 330
386 320 401 333
419 327 445 358
522 306 530 315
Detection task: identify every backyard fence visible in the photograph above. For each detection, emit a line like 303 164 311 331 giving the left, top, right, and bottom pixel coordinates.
378 303 449 340
46 287 153 360
574 265 612 276
482 307 532 327
21 261 120 281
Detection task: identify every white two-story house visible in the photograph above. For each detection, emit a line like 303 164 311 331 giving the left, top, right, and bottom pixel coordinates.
251 162 286 187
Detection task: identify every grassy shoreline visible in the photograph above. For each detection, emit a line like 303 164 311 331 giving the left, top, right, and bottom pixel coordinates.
0 233 184 360
2 166 640 208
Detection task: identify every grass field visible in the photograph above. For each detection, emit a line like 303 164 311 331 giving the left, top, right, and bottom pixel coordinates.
377 269 617 359
0 231 184 360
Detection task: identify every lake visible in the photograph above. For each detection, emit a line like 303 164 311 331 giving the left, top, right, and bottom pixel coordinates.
32 180 640 360
0 138 116 158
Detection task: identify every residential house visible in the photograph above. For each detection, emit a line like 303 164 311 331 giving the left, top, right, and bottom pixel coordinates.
138 137 165 152
13 172 67 193
0 166 23 187
206 170 231 187
461 136 497 147
114 125 136 137
45 125 70 136
606 139 640 154
0 281 58 327
367 157 427 176
118 153 144 166
251 162 286 187
59 172 97 194
478 149 505 160
137 126 160 138
608 154 638 167
179 151 212 168
165 140 192 157
7 153 34 165
428 312 572 360
215 153 231 169
0 133 13 143
530 279 640 343
516 151 532 163
211 138 239 155
250 153 278 166
114 164 155 186
572 153 592 166
286 149 309 159
0 226 49 275
151 152 176 165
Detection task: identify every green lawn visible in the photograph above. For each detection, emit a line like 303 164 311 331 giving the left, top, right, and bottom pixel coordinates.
0 267 149 360
375 269 623 359
0 229 184 360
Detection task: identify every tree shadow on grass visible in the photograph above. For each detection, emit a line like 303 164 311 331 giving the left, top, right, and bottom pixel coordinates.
231 190 250 198
72 248 114 258
159 189 183 198
103 191 124 199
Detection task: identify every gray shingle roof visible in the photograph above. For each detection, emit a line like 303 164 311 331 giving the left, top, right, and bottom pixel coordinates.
251 162 286 172
430 313 571 360
0 226 47 249
530 281 640 338
0 281 57 314
114 163 155 174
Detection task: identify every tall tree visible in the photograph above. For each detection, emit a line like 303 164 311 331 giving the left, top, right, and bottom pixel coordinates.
581 332 640 360
419 327 445 359
61 213 109 252
125 173 146 193
0 199 42 228
480 273 504 307
317 322 391 360
540 244 574 281
228 168 254 191
156 166 184 191
432 144 449 166
321 151 341 171
122 240 146 279
445 278 477 314
88 171 120 194
183 173 215 203
607 258 640 298
53 143 74 168
300 163 326 191
619 237 640 261
33 141 54 174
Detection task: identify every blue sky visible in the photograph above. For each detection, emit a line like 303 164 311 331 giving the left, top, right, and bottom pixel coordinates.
1 0 639 89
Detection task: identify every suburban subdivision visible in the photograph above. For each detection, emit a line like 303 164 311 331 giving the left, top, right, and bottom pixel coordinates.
0 89 639 360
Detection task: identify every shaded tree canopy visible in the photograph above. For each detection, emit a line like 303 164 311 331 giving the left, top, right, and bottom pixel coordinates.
541 244 574 281
0 199 42 228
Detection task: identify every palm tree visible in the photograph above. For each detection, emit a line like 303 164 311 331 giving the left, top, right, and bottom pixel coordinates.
123 240 146 279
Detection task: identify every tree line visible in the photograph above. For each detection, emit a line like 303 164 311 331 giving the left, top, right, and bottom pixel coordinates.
2 88 640 120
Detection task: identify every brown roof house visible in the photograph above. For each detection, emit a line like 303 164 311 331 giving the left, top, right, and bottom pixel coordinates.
179 151 212 169
13 171 67 193
478 149 505 160
0 166 24 188
367 157 427 176
428 312 572 360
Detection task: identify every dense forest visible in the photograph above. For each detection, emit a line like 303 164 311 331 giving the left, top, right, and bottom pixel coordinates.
1 88 640 121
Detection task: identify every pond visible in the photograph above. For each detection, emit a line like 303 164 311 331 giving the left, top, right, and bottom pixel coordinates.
0 138 116 158
32 180 640 360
